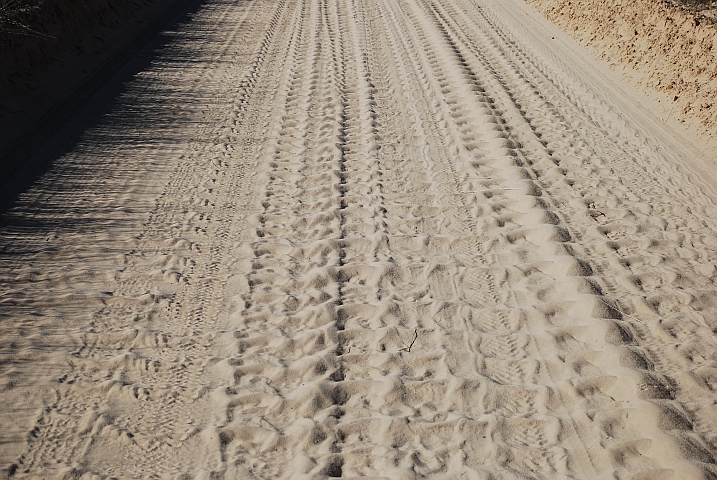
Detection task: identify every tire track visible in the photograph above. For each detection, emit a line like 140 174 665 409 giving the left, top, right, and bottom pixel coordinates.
2 0 717 477
1 0 288 476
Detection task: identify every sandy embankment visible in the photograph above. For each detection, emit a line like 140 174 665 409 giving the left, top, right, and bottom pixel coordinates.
0 0 156 92
524 0 717 139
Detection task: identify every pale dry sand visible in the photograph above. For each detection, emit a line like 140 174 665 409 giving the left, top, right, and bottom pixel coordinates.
2 0 717 478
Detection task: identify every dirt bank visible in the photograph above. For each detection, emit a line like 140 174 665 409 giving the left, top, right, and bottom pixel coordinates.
0 0 197 212
0 0 156 92
524 0 717 138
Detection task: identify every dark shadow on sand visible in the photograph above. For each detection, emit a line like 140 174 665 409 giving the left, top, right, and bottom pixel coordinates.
0 0 208 218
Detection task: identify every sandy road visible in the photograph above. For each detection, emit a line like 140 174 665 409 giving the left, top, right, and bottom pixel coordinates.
2 0 717 478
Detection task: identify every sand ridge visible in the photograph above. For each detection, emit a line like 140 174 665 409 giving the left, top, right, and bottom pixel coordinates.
2 0 717 478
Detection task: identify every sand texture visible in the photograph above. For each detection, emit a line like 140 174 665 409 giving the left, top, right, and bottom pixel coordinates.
2 0 717 478
525 0 717 138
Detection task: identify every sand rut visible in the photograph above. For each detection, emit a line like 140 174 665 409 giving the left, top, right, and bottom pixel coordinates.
2 0 717 477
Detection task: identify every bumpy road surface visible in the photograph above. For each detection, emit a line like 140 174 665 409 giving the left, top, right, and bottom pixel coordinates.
2 0 717 478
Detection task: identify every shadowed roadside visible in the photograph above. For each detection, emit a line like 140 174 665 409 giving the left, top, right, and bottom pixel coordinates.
0 0 205 217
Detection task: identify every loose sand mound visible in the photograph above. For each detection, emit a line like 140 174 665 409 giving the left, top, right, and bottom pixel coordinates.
525 0 717 137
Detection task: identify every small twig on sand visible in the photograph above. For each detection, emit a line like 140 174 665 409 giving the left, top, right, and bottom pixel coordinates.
400 329 418 353
665 107 675 123
598 297 646 325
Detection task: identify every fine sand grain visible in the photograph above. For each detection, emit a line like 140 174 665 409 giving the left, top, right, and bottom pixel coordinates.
2 0 717 478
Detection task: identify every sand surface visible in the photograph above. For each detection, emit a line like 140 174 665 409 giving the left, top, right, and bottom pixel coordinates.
2 0 717 478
